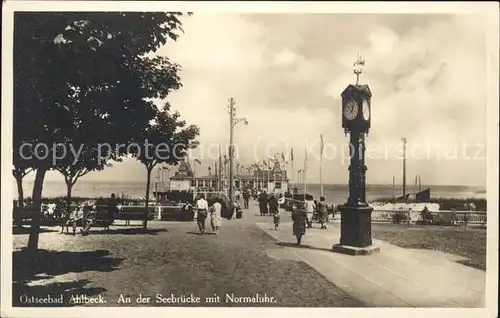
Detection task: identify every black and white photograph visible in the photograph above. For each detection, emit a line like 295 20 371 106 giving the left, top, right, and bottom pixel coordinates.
1 2 498 318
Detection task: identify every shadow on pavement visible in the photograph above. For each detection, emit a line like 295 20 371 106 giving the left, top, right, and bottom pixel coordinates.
186 231 202 236
13 249 124 307
13 226 60 235
88 228 168 235
275 241 332 253
185 231 218 236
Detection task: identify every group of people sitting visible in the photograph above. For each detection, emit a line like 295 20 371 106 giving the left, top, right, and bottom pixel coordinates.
61 193 119 236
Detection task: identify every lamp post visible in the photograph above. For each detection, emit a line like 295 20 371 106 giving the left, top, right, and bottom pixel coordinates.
228 97 248 213
155 168 160 204
163 167 169 193
401 137 407 199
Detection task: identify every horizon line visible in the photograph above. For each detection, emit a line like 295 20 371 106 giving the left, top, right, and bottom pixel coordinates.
24 179 486 188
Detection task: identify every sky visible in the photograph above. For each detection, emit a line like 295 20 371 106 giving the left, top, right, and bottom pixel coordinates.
34 13 489 186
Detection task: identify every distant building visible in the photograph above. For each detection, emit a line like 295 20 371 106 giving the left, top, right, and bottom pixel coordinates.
237 161 289 194
153 159 289 203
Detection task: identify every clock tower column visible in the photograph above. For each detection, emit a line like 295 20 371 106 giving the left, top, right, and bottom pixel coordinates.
332 55 380 255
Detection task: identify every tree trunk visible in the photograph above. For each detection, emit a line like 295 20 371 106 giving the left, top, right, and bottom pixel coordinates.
66 181 73 217
143 167 152 229
27 167 47 251
15 175 24 208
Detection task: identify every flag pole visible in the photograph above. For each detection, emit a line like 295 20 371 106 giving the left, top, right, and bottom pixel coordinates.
320 155 323 198
218 145 222 192
392 176 395 203
267 161 270 193
320 134 324 198
303 144 307 197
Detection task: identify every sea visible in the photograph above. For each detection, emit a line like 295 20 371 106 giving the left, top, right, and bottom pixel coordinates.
15 180 487 204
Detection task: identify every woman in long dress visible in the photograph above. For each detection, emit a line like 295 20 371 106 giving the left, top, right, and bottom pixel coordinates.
210 198 222 235
258 191 268 216
291 204 307 245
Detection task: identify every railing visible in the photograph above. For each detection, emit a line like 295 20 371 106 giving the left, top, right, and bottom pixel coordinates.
451 211 487 225
371 209 487 226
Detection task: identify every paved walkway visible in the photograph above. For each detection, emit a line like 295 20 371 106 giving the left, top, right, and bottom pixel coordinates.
12 206 362 307
256 220 486 308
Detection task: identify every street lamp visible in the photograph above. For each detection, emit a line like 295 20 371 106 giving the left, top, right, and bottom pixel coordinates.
162 167 169 192
228 97 248 213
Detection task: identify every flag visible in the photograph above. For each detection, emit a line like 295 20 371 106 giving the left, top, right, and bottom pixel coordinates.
320 134 324 156
415 188 431 203
281 152 285 162
194 158 201 164
395 194 410 203
290 148 294 161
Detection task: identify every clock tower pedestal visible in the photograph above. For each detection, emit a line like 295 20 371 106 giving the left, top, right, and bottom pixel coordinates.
332 130 380 255
332 204 379 255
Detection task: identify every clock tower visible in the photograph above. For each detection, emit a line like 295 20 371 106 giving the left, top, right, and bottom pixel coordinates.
332 55 380 255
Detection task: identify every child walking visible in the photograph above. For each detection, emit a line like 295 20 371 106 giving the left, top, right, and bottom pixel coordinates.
269 194 280 230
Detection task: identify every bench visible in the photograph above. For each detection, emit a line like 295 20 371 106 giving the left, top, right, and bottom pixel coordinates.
116 206 156 225
61 206 114 235
13 206 62 227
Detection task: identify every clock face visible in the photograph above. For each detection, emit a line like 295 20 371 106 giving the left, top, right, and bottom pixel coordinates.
362 99 370 120
343 98 359 120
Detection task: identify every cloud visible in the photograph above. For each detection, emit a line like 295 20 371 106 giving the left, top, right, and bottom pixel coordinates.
35 13 488 187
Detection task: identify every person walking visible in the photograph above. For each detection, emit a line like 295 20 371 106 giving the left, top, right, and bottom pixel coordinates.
291 204 307 245
258 191 269 216
210 198 222 235
105 193 118 231
195 194 208 234
317 196 328 229
304 194 316 228
243 190 250 209
269 194 280 230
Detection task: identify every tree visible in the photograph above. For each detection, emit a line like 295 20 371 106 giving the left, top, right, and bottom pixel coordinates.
12 165 33 209
133 103 199 229
55 144 114 216
14 12 190 251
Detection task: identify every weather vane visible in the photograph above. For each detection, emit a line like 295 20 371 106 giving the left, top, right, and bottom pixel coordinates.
353 53 365 85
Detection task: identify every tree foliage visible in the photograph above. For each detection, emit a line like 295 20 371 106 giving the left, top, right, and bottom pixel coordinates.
13 12 191 250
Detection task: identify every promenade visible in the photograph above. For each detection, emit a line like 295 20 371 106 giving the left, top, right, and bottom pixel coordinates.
12 201 362 307
12 200 485 308
257 215 485 307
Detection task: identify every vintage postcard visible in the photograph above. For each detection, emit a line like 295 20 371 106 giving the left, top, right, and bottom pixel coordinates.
1 1 499 318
